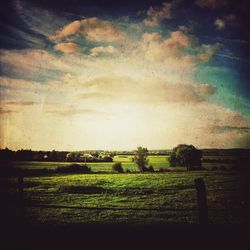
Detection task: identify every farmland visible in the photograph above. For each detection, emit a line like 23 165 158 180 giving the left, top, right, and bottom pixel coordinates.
2 155 247 226
10 155 237 172
11 155 168 172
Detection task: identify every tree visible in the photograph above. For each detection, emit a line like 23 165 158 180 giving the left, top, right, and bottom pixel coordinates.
168 144 202 171
134 146 149 172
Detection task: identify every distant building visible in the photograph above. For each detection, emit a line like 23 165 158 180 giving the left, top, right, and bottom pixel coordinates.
80 154 94 161
98 152 111 159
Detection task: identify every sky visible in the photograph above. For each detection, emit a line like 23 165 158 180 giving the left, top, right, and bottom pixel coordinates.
0 0 249 151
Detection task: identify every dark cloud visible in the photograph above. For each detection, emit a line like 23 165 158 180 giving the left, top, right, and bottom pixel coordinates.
0 1 51 50
215 125 250 133
195 0 227 8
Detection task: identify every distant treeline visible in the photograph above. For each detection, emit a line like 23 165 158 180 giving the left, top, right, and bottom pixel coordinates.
0 148 171 162
0 149 69 162
0 149 112 162
0 148 249 162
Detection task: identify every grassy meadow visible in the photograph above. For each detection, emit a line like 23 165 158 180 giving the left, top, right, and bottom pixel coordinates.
2 155 246 226
11 155 169 172
11 155 235 172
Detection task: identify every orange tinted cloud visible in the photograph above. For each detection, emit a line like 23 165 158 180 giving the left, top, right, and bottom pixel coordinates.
81 18 126 42
54 42 82 53
141 30 221 66
50 17 126 43
142 31 190 61
50 20 81 41
90 45 117 56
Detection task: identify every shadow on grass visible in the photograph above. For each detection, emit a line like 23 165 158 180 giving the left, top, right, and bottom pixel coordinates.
59 185 106 194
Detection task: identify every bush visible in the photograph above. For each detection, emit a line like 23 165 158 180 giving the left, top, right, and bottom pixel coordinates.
112 162 124 173
125 169 131 174
189 165 203 171
102 156 113 162
147 165 155 172
56 164 91 173
211 166 218 171
159 167 165 173
141 165 155 173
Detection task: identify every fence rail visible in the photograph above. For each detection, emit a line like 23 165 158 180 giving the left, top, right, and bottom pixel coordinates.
23 203 194 211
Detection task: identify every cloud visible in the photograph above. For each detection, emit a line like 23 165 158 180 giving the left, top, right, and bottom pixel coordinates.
144 82 217 104
214 18 226 30
77 92 113 101
81 18 126 42
0 108 17 114
90 45 117 56
50 21 81 41
194 43 222 63
0 99 38 116
215 126 250 133
195 83 217 96
0 27 221 86
142 31 189 61
230 133 250 148
0 1 248 150
155 83 205 103
14 0 64 38
0 76 43 90
54 42 82 53
195 0 227 8
79 75 137 92
178 25 190 33
72 74 217 105
140 31 220 66
1 100 37 106
50 17 126 43
0 49 57 76
47 108 102 117
0 49 85 80
223 113 248 127
144 2 173 27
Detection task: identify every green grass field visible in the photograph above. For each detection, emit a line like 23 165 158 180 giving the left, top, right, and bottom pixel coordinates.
3 155 245 226
11 155 235 172
11 155 169 172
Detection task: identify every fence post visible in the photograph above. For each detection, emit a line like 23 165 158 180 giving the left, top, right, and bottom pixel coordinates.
18 175 25 220
194 178 208 225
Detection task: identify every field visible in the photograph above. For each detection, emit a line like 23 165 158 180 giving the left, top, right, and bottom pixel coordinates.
11 155 236 172
2 155 246 226
11 155 169 172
